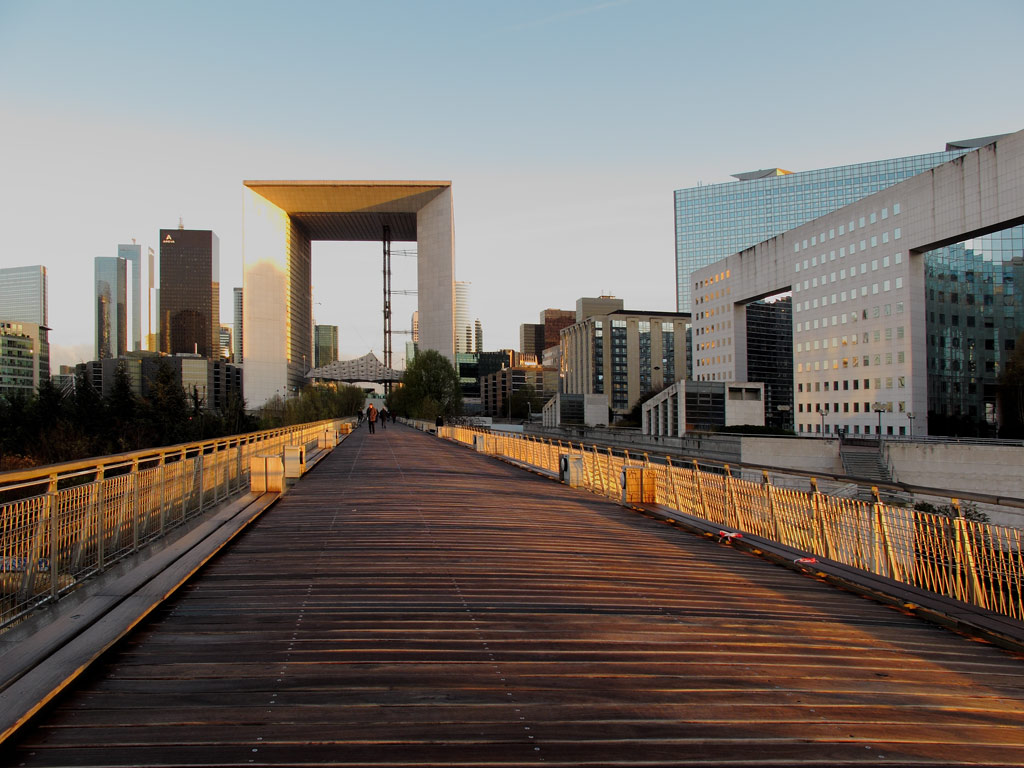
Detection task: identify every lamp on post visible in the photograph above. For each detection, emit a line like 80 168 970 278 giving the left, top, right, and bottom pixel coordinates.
816 403 828 437
873 402 885 439
907 411 916 437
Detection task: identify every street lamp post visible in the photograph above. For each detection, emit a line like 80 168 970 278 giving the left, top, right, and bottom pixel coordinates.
816 403 828 437
873 402 885 439
907 412 916 437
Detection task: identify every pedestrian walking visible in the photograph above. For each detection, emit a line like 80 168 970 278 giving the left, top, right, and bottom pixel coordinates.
379 407 388 429
367 403 377 434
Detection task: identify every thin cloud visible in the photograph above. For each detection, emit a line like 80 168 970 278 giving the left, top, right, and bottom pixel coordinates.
508 0 636 32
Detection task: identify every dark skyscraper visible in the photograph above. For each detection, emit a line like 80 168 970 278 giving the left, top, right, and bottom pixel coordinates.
745 297 794 431
159 228 220 358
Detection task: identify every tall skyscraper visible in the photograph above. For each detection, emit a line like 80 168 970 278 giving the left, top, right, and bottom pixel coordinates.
540 309 575 350
0 265 47 326
219 325 233 361
0 265 49 396
474 319 483 353
314 324 339 368
117 242 143 351
455 281 471 354
520 323 543 358
233 287 244 364
673 141 986 312
410 310 419 343
94 256 127 359
159 227 220 358
146 246 157 351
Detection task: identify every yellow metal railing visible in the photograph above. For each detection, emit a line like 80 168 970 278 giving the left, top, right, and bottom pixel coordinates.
439 426 1024 622
0 419 350 629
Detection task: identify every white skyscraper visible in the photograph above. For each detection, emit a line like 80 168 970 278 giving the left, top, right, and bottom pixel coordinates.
455 281 471 354
117 242 143 351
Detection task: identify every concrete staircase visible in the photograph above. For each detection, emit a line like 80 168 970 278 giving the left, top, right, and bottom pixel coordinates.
839 442 892 484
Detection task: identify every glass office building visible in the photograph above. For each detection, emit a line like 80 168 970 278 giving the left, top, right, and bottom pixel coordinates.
117 243 143 351
0 266 50 397
924 224 1024 436
233 287 244 363
674 145 977 313
314 324 339 368
745 297 794 431
95 256 127 360
0 265 47 326
159 229 220 359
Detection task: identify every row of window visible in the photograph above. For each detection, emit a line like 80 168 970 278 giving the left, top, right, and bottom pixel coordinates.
795 303 905 333
795 234 903 275
795 252 904 286
798 353 907 372
794 279 905 313
800 423 908 436
797 326 905 351
793 203 902 254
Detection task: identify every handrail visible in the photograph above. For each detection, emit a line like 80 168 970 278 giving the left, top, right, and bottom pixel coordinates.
0 418 351 630
0 420 344 491
438 425 1024 623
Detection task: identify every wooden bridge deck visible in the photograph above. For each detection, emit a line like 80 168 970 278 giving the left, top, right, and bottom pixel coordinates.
5 423 1024 766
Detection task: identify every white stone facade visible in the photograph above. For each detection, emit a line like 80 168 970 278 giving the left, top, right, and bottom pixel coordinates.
560 310 689 416
242 182 455 408
691 130 1024 438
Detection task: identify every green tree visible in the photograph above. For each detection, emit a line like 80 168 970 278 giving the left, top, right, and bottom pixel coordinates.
615 387 667 428
508 383 543 420
144 362 189 446
914 499 990 524
106 362 142 452
29 379 92 464
393 350 461 420
256 382 365 429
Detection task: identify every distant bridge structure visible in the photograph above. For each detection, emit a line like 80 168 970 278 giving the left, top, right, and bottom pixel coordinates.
306 351 402 383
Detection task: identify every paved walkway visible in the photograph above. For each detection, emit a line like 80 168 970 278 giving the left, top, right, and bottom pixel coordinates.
6 424 1024 766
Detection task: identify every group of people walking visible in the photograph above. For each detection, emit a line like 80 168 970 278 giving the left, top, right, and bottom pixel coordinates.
363 403 392 434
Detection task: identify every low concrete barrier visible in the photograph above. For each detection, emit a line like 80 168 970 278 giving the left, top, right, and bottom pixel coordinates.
250 456 285 493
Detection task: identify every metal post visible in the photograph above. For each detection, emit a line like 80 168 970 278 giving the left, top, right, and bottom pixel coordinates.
382 224 393 394
131 457 140 553
951 498 988 609
871 486 900 581
809 478 829 559
159 454 167 536
47 473 58 598
692 459 709 521
197 452 205 515
180 448 188 519
96 466 106 572
723 465 740 529
763 470 781 543
665 456 683 513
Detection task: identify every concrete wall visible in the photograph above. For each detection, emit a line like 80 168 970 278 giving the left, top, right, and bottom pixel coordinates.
886 442 1024 500
741 436 844 475
527 424 744 465
417 188 456 363
242 187 291 407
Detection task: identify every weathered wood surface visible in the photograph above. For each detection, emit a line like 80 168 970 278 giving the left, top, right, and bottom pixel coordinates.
6 424 1024 766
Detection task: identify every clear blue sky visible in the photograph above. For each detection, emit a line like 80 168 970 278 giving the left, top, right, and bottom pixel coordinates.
2 0 1023 368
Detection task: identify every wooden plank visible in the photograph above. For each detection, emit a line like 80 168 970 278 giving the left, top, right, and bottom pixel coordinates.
5 424 1024 767
0 492 279 745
